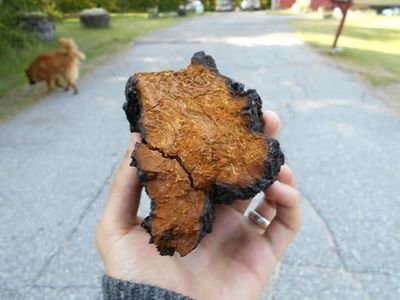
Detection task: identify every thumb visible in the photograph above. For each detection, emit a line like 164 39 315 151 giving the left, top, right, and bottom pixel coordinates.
102 133 143 230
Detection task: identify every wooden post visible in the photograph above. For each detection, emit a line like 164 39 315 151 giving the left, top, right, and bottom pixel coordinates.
329 0 353 50
332 6 348 49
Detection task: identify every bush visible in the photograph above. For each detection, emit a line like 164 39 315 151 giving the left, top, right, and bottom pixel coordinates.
127 0 180 12
0 0 185 57
0 22 38 57
203 0 216 11
158 0 180 12
0 1 40 57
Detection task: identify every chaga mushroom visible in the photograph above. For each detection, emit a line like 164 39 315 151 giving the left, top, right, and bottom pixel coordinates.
123 51 284 256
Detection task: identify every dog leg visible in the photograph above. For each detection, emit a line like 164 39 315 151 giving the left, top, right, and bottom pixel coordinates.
70 82 78 95
55 79 66 90
46 79 54 92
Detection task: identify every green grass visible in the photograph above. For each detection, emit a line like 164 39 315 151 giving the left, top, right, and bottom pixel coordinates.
0 13 181 121
291 13 400 86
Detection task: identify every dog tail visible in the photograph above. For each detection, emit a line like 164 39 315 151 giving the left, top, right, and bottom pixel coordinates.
58 37 86 60
76 51 86 60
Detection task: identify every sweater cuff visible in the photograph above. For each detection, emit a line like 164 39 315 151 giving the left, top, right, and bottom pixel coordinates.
102 275 193 300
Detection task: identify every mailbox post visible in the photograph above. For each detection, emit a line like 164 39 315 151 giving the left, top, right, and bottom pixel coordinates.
330 0 353 50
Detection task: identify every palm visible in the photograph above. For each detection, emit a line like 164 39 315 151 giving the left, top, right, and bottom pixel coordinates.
103 204 276 299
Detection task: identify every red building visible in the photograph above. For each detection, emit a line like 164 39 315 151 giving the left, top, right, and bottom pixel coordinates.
279 0 332 9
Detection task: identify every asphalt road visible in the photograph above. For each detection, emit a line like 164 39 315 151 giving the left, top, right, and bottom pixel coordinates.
1 12 399 300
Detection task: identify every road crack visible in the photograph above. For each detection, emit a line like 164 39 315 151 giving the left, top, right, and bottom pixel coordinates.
300 190 372 300
22 160 119 299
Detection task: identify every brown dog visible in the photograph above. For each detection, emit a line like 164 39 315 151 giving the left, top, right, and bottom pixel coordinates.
25 38 85 94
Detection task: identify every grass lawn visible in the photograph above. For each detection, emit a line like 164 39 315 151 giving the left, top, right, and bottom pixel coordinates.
290 13 400 86
0 13 181 122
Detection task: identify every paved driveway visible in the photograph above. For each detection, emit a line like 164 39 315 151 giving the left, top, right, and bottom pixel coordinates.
0 12 399 300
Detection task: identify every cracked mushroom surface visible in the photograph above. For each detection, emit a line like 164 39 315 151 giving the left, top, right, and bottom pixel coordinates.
123 52 284 256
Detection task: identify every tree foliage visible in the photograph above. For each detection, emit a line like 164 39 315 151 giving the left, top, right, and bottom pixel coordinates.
0 0 184 55
1 0 183 14
0 0 271 55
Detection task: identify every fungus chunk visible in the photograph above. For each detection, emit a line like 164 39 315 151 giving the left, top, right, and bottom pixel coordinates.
124 52 284 256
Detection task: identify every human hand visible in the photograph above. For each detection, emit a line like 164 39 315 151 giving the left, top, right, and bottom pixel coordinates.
96 111 301 299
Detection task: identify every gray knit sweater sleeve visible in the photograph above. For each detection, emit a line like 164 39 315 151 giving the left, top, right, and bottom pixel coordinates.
102 275 193 300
